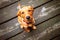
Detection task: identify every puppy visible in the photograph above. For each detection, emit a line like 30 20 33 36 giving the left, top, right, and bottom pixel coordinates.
17 4 36 32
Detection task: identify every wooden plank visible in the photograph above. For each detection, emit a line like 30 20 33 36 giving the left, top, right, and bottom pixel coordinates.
0 0 60 39
0 0 20 9
0 0 50 24
0 18 22 40
8 15 60 40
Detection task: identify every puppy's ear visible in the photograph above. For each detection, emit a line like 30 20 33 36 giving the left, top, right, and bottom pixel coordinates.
17 10 21 16
17 3 22 10
17 3 21 16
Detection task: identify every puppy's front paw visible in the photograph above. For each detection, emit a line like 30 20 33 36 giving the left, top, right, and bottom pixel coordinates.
32 26 36 30
20 25 24 28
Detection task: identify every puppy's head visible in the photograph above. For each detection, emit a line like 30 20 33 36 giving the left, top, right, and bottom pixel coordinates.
17 5 34 21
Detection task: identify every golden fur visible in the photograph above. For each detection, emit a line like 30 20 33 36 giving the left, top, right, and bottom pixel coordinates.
17 5 36 32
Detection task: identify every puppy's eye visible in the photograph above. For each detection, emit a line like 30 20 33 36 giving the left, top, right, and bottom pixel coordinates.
28 10 32 12
22 12 24 14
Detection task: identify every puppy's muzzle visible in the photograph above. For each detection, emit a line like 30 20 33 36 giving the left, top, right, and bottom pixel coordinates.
26 16 30 20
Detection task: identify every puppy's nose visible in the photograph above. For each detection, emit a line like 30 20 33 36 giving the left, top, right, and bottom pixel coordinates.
26 16 30 20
